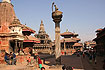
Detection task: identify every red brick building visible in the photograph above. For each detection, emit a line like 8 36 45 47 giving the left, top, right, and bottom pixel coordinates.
93 28 105 56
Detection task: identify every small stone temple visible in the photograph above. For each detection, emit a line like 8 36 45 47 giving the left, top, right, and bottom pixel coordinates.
34 20 52 54
0 0 40 54
0 0 17 52
60 29 83 55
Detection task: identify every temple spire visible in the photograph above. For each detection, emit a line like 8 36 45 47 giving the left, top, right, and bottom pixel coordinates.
39 20 46 34
2 0 11 3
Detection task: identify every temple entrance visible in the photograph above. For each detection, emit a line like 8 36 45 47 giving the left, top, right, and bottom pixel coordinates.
23 42 34 54
9 40 21 53
9 40 15 52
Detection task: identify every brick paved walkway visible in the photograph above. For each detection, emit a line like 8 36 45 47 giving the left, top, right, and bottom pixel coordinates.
1 54 104 70
81 55 105 70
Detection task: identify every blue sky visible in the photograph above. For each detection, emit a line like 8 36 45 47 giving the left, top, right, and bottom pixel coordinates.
1 0 105 42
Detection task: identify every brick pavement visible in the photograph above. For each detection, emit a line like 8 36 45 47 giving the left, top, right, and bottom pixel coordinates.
43 55 84 70
81 55 105 70
2 54 104 70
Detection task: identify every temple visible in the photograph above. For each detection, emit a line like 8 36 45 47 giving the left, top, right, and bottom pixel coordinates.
0 0 16 52
60 29 83 55
34 20 52 54
0 1 40 55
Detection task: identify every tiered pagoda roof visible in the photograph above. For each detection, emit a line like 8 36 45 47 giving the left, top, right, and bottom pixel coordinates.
24 35 40 43
96 28 103 32
61 38 77 43
93 28 105 41
9 17 23 27
61 30 74 38
72 37 81 42
61 29 81 43
73 43 83 47
22 24 35 33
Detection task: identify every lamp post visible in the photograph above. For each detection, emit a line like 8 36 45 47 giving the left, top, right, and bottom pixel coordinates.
52 2 63 65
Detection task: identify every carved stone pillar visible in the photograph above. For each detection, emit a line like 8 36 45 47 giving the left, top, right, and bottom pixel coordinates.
52 3 63 65
64 40 66 52
21 41 23 52
15 40 18 53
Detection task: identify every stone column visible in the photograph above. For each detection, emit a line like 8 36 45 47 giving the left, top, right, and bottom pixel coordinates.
64 40 66 52
55 23 61 63
21 41 23 52
15 40 18 53
52 3 63 65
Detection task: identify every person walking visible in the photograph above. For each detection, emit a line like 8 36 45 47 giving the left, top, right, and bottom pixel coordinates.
83 52 85 58
37 56 42 69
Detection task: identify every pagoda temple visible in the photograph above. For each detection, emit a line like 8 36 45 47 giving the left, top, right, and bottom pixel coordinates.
22 24 40 54
60 29 83 55
9 16 24 54
34 20 52 54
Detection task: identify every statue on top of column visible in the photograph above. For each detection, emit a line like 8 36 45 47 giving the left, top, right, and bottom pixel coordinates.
52 2 59 12
54 5 58 11
2 0 11 3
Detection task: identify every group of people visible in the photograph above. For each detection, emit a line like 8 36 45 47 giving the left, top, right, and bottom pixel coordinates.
84 50 97 64
4 52 16 65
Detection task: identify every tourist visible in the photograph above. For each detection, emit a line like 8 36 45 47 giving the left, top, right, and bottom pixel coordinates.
82 52 85 58
4 52 10 65
37 56 42 69
77 53 80 57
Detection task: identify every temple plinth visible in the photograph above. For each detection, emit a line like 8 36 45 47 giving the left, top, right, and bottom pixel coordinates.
52 3 63 65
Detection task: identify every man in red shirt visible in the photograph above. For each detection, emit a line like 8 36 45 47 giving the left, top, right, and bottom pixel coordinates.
37 56 42 69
